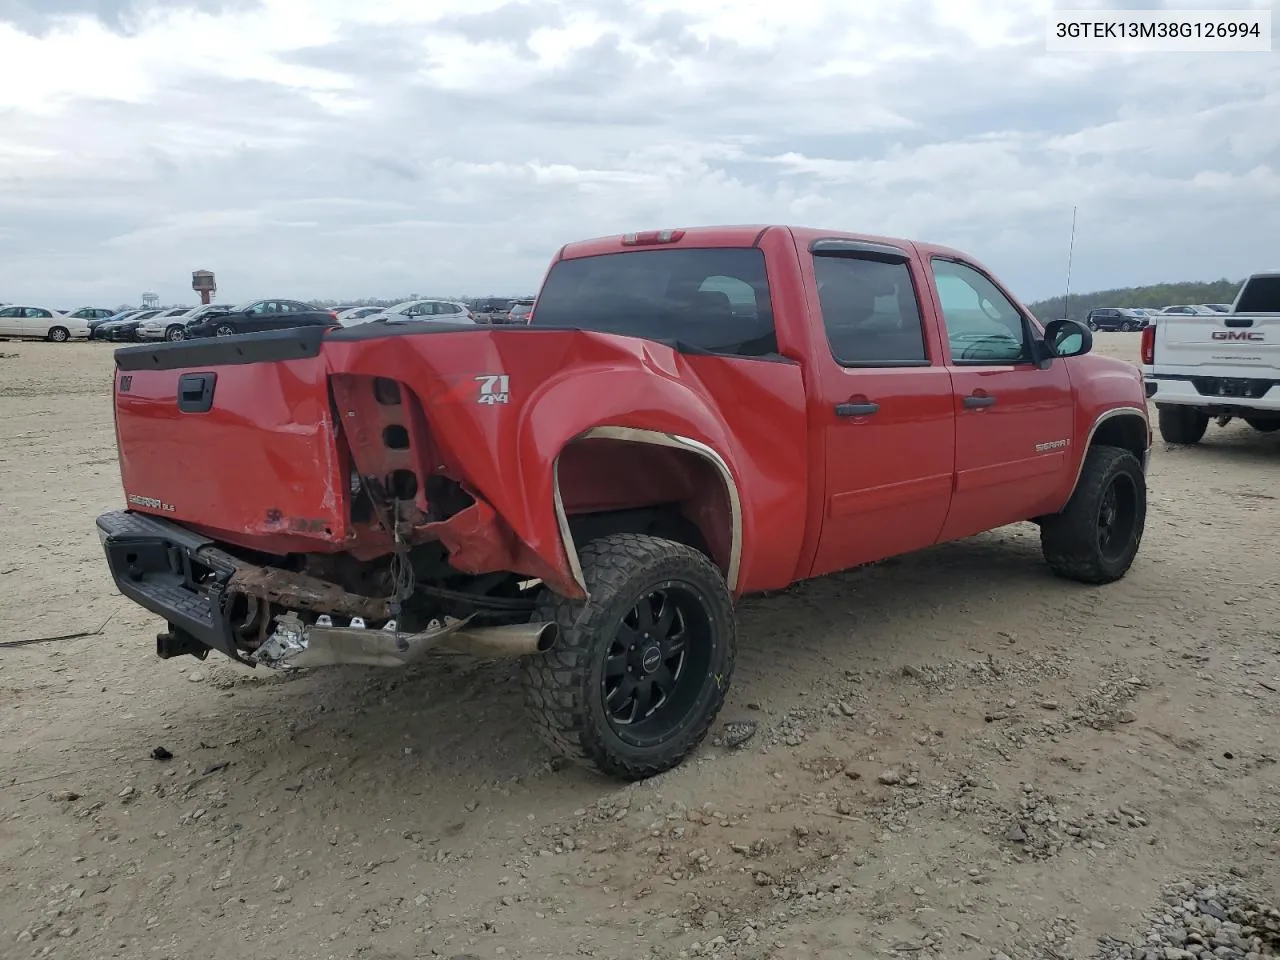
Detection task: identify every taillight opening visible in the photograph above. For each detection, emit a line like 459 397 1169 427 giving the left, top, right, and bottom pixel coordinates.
1140 324 1155 365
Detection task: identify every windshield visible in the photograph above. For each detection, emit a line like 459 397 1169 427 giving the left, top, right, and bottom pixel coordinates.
529 247 777 356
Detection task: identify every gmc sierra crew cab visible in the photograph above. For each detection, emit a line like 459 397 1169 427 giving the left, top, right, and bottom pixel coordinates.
1141 270 1280 443
96 225 1152 781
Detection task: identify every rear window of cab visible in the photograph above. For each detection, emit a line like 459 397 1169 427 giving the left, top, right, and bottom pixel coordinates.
529 248 778 357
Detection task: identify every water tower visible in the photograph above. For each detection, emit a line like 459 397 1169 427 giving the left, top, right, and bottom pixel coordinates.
192 269 216 305
142 292 159 308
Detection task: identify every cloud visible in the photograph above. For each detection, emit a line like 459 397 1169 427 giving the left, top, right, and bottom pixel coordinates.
0 0 262 36
0 0 1276 308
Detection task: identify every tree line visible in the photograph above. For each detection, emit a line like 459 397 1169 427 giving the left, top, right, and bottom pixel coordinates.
1025 279 1243 322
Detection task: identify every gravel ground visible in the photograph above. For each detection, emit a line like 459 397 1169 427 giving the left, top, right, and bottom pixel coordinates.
1 332 1278 960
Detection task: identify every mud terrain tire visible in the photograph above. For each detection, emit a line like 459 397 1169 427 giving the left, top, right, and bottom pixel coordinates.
1158 406 1208 444
522 533 736 780
1041 444 1146 585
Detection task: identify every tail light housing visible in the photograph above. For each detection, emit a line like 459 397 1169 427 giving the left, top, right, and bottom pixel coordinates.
1140 324 1155 364
621 229 685 245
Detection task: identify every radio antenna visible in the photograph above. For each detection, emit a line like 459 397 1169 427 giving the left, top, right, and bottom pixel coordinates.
1063 205 1077 318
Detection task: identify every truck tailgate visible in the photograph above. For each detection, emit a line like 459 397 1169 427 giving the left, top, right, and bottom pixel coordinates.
1153 313 1280 374
112 329 347 545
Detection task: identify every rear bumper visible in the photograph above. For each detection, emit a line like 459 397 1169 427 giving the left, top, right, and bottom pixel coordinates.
97 510 248 663
1144 372 1280 413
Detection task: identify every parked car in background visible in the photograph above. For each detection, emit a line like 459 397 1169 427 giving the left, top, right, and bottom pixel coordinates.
0 304 90 342
336 306 386 325
103 306 191 343
137 305 228 342
470 298 514 323
365 299 474 324
65 307 117 323
1143 271 1280 443
185 299 340 338
507 299 535 323
90 310 144 339
1085 307 1147 331
1200 303 1232 313
1159 304 1216 316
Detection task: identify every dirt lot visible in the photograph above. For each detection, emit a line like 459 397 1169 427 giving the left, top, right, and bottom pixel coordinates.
2 334 1279 960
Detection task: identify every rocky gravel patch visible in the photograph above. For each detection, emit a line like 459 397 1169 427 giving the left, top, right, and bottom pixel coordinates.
1094 879 1280 959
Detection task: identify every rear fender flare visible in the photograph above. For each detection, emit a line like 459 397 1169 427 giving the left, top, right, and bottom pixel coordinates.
511 363 743 599
552 426 743 595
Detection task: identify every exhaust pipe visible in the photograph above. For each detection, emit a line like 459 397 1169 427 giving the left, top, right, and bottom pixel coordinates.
253 613 559 670
440 621 559 658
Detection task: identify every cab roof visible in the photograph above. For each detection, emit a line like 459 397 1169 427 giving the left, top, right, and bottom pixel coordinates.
555 224 980 266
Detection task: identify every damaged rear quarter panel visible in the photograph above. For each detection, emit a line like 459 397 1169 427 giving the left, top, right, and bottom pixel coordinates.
322 327 809 598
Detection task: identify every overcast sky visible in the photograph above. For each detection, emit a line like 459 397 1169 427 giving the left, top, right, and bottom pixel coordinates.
0 0 1276 308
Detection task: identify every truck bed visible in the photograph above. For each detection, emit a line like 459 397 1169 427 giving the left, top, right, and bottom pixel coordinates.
109 320 809 594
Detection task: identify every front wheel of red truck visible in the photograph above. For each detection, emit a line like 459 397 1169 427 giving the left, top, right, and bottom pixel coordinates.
1040 444 1147 585
521 533 736 781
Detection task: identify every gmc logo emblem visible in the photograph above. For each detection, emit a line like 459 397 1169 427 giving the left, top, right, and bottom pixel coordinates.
1212 331 1264 341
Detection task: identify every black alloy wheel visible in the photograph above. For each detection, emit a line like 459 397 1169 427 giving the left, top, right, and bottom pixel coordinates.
602 583 713 746
1096 472 1138 565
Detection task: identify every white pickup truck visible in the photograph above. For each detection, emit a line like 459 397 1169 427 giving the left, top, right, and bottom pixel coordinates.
1142 271 1280 443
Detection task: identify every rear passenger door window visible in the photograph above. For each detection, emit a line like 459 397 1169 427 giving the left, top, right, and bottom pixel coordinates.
930 259 1030 364
812 254 929 366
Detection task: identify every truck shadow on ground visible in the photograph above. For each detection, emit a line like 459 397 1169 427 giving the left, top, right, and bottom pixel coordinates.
212 525 1092 803
1155 424 1280 465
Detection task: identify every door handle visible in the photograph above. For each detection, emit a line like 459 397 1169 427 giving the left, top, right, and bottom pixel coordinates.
835 401 879 417
177 372 217 413
963 394 996 409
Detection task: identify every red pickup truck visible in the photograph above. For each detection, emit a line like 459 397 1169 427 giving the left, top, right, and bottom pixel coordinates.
97 225 1151 780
